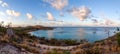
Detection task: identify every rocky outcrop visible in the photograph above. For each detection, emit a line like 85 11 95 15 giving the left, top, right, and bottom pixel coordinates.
0 43 33 54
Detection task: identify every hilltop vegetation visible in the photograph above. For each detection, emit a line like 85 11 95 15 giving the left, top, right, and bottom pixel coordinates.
0 22 80 54
1 21 120 54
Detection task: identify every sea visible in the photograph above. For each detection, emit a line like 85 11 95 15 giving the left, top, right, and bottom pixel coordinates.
30 27 119 43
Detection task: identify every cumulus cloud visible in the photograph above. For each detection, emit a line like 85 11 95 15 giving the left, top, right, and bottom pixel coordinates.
104 19 114 25
101 14 116 25
6 10 20 17
0 0 2 4
46 12 55 21
68 6 91 21
26 13 33 19
2 2 8 7
0 0 8 7
44 0 68 10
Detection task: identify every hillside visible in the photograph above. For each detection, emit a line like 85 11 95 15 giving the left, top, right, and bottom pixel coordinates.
0 26 120 54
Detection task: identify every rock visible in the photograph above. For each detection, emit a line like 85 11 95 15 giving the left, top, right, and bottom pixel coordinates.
0 43 33 54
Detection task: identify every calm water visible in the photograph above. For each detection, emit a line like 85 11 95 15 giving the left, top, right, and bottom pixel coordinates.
30 27 118 43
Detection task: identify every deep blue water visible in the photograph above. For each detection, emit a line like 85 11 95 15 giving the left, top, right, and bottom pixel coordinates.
30 27 118 43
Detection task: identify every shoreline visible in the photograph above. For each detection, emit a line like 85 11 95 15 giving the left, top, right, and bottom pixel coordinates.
1 33 119 54
35 34 117 50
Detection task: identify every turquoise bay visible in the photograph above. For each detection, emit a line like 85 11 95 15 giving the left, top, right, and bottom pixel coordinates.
30 27 117 43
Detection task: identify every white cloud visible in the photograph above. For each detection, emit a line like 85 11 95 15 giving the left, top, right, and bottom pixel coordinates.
100 14 116 26
0 11 5 16
68 6 91 21
104 19 114 25
26 13 33 19
0 0 3 5
102 18 120 27
1 2 8 7
46 12 54 21
44 0 68 10
6 10 20 17
0 0 8 7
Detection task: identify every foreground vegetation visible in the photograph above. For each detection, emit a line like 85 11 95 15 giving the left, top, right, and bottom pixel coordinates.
1 21 120 54
0 22 81 54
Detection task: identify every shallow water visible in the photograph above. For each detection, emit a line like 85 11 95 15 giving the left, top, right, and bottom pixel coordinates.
30 27 118 43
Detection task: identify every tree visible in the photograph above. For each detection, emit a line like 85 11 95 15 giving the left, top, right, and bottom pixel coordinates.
117 27 120 31
0 21 4 27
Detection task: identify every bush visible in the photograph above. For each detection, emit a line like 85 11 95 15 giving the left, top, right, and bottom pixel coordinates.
51 49 61 54
11 37 18 42
63 50 70 54
0 27 6 34
62 39 78 45
92 47 102 54
117 33 120 46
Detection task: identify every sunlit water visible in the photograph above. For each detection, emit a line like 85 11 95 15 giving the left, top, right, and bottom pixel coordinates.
30 27 118 43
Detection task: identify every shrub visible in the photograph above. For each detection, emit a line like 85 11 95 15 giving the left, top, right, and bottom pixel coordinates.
92 47 102 54
0 27 6 34
51 49 61 54
19 44 40 54
117 33 120 46
10 37 18 42
63 50 70 54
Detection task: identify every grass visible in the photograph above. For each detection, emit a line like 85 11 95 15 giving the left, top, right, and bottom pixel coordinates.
19 44 40 54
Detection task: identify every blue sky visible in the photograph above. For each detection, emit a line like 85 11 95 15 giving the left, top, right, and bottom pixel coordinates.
0 0 120 27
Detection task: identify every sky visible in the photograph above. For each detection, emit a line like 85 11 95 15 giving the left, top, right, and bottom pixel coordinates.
0 0 120 27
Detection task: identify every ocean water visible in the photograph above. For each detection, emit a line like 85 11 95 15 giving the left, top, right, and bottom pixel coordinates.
30 27 118 43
